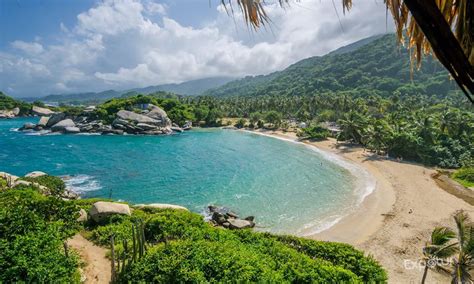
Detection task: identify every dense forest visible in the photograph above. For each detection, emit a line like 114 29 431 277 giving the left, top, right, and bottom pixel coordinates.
204 34 462 99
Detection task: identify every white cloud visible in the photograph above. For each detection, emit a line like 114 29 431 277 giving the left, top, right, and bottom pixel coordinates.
0 0 394 97
11 41 44 55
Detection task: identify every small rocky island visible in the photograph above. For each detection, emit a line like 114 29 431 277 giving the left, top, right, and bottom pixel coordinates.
20 103 191 135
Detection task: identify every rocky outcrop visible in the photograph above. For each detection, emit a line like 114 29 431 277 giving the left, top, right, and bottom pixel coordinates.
32 106 55 116
207 205 255 230
20 122 36 130
89 201 131 222
25 171 47 178
46 113 66 127
134 203 189 211
77 209 88 222
0 107 21 119
20 104 178 136
51 119 76 132
0 110 16 118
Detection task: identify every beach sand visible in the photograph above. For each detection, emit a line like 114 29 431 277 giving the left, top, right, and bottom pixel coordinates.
251 129 473 283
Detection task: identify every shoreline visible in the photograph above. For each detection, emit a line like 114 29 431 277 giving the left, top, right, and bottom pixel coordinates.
245 129 474 283
241 129 379 238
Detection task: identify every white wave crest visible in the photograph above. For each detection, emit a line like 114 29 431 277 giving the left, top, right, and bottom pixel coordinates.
62 174 102 194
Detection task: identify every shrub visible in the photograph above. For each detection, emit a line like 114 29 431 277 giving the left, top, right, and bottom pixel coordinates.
452 167 474 187
0 188 80 282
123 239 359 283
298 125 330 140
23 175 66 196
234 118 246 129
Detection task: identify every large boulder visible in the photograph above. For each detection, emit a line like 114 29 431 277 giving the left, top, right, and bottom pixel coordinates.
32 106 54 116
12 107 20 116
134 203 189 211
89 201 131 222
21 122 36 130
146 104 172 127
37 116 50 127
51 119 76 132
227 219 255 230
136 123 158 131
46 113 66 127
25 171 47 178
116 110 160 125
64 126 81 134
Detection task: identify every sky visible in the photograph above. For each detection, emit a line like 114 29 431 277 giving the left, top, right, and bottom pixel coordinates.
0 0 394 98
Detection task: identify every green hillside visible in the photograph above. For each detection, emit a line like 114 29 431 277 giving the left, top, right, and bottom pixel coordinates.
204 34 461 98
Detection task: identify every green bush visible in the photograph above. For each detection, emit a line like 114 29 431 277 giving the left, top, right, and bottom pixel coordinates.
452 167 474 187
298 125 330 140
105 209 386 283
23 175 66 196
124 239 359 283
0 188 80 282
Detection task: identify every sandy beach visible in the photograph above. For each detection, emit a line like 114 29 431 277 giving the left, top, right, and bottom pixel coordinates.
250 129 474 283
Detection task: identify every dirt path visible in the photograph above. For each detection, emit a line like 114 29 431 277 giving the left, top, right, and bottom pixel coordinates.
68 234 111 284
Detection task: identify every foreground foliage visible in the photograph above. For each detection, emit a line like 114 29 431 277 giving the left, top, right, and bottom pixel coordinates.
452 168 474 188
87 207 387 283
0 189 80 282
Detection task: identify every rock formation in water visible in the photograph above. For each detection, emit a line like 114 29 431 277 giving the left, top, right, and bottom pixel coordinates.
19 103 188 136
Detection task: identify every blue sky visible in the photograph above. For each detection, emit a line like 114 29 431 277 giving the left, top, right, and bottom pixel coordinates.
0 0 394 97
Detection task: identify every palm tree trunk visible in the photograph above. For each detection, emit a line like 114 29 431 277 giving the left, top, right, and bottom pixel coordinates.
421 264 429 284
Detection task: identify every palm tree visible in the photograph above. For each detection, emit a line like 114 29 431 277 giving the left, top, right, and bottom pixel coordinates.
451 210 474 284
422 210 474 284
337 111 367 144
421 227 457 284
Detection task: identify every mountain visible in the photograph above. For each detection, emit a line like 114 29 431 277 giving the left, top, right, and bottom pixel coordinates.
203 34 460 98
26 76 235 104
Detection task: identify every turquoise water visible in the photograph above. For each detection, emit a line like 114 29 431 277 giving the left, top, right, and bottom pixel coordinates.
0 118 364 234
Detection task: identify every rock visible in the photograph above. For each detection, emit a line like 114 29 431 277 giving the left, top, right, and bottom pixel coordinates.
12 180 32 188
0 172 19 182
136 123 158 131
208 205 218 212
116 110 159 125
226 212 239 219
244 216 255 222
101 129 124 135
25 171 47 178
134 203 189 211
12 107 20 116
51 119 76 132
89 201 131 222
37 116 50 127
0 110 14 118
65 126 81 134
212 212 227 225
227 219 255 230
171 126 183 133
32 106 54 116
146 104 172 127
34 125 43 131
183 121 192 130
46 113 66 127
222 222 230 228
62 190 79 200
21 122 36 130
84 106 96 112
77 209 88 222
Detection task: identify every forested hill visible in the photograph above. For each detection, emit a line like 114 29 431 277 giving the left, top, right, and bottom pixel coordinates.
203 34 461 98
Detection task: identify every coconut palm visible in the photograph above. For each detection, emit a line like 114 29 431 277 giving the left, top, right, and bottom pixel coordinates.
421 227 457 284
451 210 474 284
221 0 474 103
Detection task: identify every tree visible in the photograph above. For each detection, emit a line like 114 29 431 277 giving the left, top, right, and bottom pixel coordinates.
421 227 457 284
451 210 474 284
264 111 282 128
337 111 368 144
